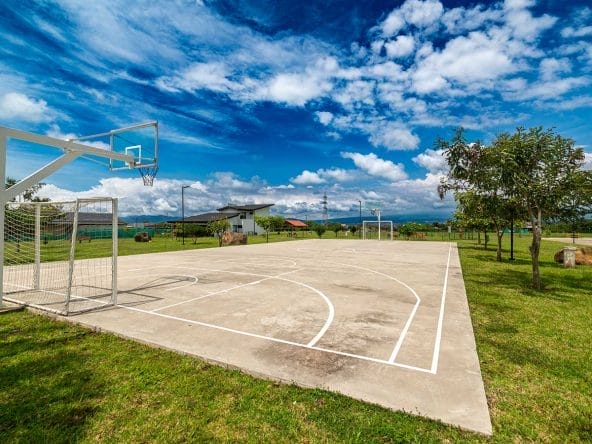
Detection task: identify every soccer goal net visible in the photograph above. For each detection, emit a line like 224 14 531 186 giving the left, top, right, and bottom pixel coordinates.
362 220 394 240
2 198 118 315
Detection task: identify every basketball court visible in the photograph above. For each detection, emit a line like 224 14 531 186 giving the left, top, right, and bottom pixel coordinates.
67 239 492 435
0 124 490 434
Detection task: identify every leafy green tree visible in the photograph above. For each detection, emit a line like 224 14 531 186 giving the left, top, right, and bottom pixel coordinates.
255 215 273 242
206 218 230 247
349 225 357 236
440 127 592 289
5 177 49 202
308 221 326 238
269 215 286 234
398 222 423 239
327 222 342 237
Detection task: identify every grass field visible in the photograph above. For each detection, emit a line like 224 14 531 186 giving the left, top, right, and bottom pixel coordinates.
1 235 591 442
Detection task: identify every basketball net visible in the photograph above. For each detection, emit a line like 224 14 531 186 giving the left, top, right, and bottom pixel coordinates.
139 165 158 186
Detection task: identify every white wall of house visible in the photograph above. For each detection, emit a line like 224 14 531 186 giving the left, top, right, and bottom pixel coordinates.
219 206 272 235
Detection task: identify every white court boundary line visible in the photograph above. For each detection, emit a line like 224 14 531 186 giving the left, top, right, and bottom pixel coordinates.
430 243 453 374
333 263 421 365
63 245 453 375
124 265 335 348
117 302 433 374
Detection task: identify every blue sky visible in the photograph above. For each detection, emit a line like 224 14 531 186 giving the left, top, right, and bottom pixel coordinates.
1 0 591 219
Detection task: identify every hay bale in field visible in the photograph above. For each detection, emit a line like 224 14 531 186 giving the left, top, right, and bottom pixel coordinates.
221 231 247 246
554 247 592 265
134 231 152 242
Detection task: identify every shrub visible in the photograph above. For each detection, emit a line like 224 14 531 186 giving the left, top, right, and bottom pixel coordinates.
134 231 152 242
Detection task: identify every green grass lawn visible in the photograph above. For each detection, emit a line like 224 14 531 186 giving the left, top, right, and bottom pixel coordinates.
1 235 591 442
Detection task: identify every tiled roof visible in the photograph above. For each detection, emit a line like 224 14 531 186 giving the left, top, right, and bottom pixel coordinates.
285 219 308 228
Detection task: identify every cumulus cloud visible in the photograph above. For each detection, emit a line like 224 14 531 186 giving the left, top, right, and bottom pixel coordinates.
341 152 407 181
0 92 55 123
385 35 415 58
368 123 420 150
315 111 334 125
291 170 325 185
412 149 447 174
291 167 357 185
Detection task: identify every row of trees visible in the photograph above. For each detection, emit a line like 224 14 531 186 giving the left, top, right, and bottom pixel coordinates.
438 127 592 289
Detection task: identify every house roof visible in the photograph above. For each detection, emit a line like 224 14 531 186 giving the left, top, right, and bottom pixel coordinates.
50 212 125 225
285 219 308 228
168 212 240 224
217 203 274 212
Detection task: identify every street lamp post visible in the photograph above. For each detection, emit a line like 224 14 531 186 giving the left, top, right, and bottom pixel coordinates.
181 185 190 245
358 200 362 238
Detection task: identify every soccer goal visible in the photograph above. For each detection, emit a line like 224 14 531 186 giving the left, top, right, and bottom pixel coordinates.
362 220 394 240
2 198 118 315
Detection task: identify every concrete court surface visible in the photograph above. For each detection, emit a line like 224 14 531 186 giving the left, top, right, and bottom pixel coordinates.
70 239 492 435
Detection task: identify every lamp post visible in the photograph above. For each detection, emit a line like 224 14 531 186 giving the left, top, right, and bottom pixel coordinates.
181 185 190 245
358 200 362 238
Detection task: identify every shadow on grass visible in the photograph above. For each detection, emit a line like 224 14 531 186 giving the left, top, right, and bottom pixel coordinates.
0 314 104 441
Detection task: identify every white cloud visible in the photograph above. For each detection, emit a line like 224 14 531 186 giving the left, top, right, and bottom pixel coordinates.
412 149 447 174
291 170 325 185
539 58 571 81
291 168 357 185
583 152 592 171
156 62 238 93
503 0 557 42
341 152 408 181
381 10 405 37
368 123 420 150
412 31 516 94
385 35 415 58
402 0 444 28
561 26 592 38
442 4 503 34
0 92 55 123
315 111 334 125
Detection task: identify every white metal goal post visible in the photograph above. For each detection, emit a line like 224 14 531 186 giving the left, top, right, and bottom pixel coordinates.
0 123 154 313
362 220 394 240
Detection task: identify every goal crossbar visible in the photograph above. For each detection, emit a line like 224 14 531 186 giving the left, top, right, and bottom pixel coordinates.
362 220 394 240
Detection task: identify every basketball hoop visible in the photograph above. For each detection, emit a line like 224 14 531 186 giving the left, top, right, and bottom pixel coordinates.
138 165 158 186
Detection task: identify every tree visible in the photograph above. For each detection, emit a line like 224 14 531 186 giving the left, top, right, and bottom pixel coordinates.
5 177 50 202
269 215 286 234
308 221 326 238
398 222 423 239
327 222 342 237
255 215 274 242
349 225 357 236
440 127 592 289
206 218 230 247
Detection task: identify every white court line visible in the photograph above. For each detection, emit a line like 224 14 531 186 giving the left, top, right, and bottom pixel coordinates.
333 263 421 365
430 243 453 374
271 276 335 348
116 302 433 374
127 265 335 352
152 268 302 313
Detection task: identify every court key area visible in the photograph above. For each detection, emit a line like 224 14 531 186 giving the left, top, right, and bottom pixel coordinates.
71 239 491 434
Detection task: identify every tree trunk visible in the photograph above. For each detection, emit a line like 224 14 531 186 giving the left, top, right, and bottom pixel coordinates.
477 231 481 244
483 230 489 249
529 208 542 290
496 229 503 262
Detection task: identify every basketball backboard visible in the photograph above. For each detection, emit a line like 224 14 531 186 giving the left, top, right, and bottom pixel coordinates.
73 121 158 171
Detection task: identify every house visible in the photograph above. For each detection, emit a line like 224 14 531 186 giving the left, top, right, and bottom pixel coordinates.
169 203 274 235
217 204 274 234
